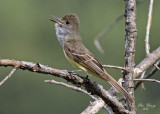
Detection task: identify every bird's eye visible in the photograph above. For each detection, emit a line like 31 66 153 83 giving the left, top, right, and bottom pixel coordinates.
66 21 70 25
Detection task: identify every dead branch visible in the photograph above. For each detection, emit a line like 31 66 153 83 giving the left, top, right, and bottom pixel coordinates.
45 79 112 113
123 0 137 112
134 60 160 89
145 0 154 55
134 47 160 78
81 98 107 114
0 58 128 114
45 79 97 100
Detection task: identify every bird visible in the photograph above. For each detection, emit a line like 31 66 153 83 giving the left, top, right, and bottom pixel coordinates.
50 13 133 105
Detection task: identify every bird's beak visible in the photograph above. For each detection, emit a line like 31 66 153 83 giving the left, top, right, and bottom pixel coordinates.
50 15 63 25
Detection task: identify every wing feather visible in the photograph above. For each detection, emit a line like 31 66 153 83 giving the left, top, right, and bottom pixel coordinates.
64 41 104 75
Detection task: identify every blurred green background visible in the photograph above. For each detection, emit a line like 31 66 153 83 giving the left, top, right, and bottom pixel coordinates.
0 0 160 114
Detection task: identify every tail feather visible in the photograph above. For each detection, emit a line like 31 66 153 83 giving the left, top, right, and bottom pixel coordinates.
102 72 133 104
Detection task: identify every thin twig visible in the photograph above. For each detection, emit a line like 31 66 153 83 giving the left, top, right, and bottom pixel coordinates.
45 79 111 113
93 0 145 54
153 63 160 71
0 68 17 86
145 0 154 55
134 79 160 84
103 106 112 114
94 14 124 54
103 65 126 71
45 79 97 100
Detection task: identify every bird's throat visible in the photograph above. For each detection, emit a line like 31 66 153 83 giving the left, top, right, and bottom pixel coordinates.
55 24 69 47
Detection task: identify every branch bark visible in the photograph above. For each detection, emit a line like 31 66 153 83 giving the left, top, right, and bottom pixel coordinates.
0 58 129 114
134 60 160 89
124 0 137 113
81 98 106 114
134 47 160 78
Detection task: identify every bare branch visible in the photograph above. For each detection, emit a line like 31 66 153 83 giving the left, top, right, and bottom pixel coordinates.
81 98 106 114
123 0 137 112
134 47 160 78
0 58 128 113
45 79 97 100
134 79 160 84
0 59 85 84
145 0 154 55
135 60 160 89
0 68 17 86
103 65 126 71
136 0 156 81
45 79 112 113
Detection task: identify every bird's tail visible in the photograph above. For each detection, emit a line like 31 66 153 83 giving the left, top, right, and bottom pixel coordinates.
101 72 133 105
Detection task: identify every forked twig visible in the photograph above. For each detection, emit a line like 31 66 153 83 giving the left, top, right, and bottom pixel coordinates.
135 60 160 90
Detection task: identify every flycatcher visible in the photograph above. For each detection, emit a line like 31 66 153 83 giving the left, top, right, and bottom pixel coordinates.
50 14 133 104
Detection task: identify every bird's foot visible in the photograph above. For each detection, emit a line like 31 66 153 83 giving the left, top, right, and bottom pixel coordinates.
84 75 90 83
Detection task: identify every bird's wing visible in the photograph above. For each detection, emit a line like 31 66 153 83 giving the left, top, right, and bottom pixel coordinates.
64 42 104 75
64 42 134 104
